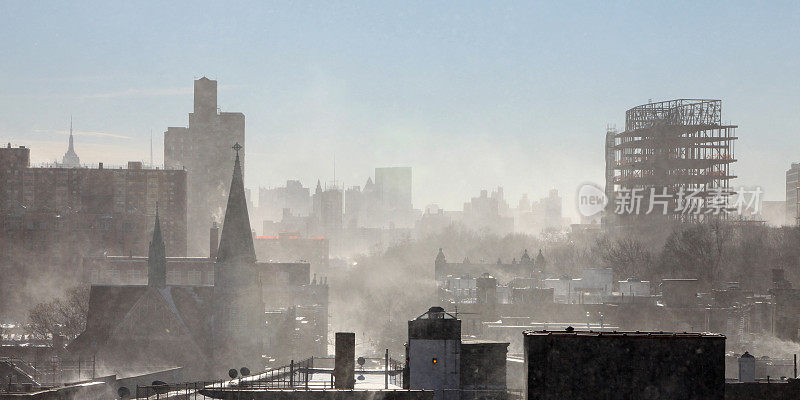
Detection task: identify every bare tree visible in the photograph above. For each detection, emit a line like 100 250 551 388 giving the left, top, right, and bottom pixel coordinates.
26 286 89 342
595 237 653 280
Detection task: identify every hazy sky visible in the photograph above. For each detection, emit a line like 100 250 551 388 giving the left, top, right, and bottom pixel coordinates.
2 1 799 220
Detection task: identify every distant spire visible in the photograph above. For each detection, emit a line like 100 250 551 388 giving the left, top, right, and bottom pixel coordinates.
536 249 546 273
521 249 532 264
61 116 80 167
435 248 446 265
315 179 322 194
216 143 256 264
68 115 74 152
148 205 167 288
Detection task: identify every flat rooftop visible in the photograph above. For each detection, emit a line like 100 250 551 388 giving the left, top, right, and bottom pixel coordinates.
524 329 725 339
461 339 510 345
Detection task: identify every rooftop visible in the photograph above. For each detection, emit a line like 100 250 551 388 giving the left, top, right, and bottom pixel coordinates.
523 329 725 339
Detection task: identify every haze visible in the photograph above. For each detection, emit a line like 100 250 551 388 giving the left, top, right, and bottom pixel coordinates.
2 1 799 218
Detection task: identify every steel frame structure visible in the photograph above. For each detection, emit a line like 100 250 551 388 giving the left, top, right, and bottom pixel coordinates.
607 99 738 221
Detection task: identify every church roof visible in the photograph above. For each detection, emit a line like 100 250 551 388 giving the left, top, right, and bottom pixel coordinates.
216 144 256 264
69 285 213 356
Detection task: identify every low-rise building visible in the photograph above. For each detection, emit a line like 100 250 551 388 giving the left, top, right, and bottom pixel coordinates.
524 329 725 400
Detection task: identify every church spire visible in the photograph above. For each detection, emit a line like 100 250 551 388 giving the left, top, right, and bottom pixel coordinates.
216 143 256 264
148 205 167 288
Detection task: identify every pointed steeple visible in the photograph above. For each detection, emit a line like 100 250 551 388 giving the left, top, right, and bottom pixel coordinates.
216 143 256 264
315 179 322 195
61 116 80 167
536 249 546 273
521 249 532 264
68 116 75 152
435 248 446 265
148 205 167 288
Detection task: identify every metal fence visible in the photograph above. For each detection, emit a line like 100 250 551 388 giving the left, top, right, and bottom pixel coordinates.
134 357 315 399
132 355 416 399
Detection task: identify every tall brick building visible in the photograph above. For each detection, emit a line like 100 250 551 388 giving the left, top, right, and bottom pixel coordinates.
164 77 245 255
0 143 186 317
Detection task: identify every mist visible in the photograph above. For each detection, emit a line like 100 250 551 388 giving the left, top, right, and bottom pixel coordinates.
2 2 800 399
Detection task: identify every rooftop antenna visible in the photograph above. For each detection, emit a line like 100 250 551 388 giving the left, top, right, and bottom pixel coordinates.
333 154 336 188
149 129 153 168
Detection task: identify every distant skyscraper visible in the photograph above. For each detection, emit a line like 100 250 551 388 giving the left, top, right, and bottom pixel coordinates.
541 189 563 229
164 77 245 254
312 181 343 235
786 163 800 224
258 180 312 223
375 167 412 211
61 117 80 167
374 167 414 228
462 187 514 235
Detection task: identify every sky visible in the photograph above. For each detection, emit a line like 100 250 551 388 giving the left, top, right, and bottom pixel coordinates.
2 1 799 221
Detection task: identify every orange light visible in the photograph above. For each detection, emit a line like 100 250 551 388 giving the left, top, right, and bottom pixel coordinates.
432 358 438 364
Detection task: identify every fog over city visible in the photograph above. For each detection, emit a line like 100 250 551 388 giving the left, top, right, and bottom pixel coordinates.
2 2 800 400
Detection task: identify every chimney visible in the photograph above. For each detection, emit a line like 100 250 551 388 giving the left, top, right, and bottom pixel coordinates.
334 332 355 389
210 221 219 260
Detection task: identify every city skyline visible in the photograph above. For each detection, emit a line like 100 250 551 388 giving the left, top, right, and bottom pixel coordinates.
2 2 799 218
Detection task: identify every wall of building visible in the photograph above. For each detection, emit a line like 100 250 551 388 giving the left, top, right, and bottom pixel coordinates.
0 152 187 256
524 331 725 400
408 339 461 400
164 77 245 255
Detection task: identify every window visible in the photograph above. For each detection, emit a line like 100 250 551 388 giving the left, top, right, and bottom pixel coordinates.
126 269 137 283
188 270 201 285
167 270 180 284
229 308 241 330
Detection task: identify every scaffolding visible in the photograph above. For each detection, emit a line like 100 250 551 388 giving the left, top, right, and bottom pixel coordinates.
606 99 738 221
